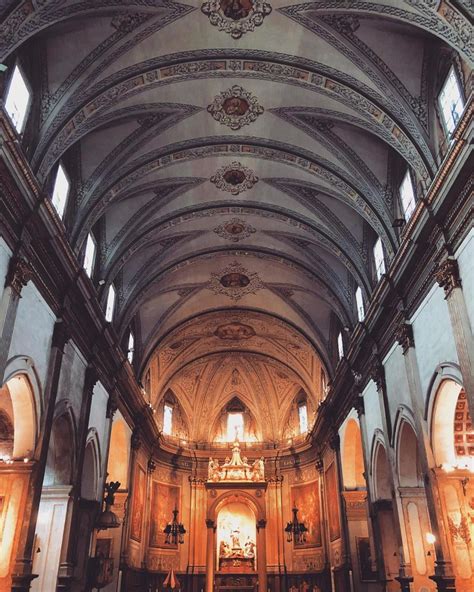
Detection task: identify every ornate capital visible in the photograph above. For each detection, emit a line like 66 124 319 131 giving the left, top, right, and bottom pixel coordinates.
83 366 98 398
6 256 32 296
51 320 70 350
147 458 156 474
353 393 365 417
436 258 461 298
106 392 119 419
395 322 414 354
329 432 340 451
256 518 267 531
369 358 385 391
131 427 141 451
315 456 324 474
205 518 216 530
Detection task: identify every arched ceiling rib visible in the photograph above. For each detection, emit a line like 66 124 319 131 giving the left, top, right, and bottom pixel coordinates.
4 0 471 390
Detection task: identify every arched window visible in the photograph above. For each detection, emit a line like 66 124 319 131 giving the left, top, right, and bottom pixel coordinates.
127 331 134 364
105 284 116 322
373 237 386 281
163 403 173 436
83 233 97 278
298 402 308 434
337 332 344 360
227 412 244 441
4 64 31 133
400 170 416 220
51 163 70 219
438 66 464 138
355 286 365 322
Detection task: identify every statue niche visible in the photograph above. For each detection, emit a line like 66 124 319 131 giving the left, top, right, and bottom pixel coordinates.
217 501 257 573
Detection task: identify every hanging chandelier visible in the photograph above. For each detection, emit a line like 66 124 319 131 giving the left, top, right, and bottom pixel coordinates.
164 507 186 545
285 505 308 544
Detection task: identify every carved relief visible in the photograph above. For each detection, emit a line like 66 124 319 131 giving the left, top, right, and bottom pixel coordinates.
214 322 256 340
201 0 272 39
210 161 259 195
213 217 257 242
208 85 264 129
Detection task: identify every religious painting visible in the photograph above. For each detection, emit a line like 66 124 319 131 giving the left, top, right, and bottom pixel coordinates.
325 462 341 542
356 537 377 581
95 537 112 559
219 0 253 21
291 480 322 548
149 481 180 549
130 465 146 542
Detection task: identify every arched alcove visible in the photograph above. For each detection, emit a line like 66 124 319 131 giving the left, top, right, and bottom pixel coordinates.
430 379 465 468
0 374 37 459
44 411 75 486
341 418 365 490
397 420 423 488
373 441 391 501
216 501 257 571
107 417 130 488
81 436 99 501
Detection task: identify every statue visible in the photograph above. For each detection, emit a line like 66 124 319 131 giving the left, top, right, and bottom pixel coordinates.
208 457 220 481
244 537 256 558
301 581 310 592
219 540 231 558
231 527 241 550
252 456 265 481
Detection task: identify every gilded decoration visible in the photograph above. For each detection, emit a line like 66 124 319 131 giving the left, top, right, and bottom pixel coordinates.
210 161 258 195
201 0 272 39
208 440 265 482
207 85 264 130
207 261 264 301
214 217 257 242
214 321 256 340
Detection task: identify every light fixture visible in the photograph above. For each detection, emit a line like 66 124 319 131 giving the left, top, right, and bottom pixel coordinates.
285 505 308 544
164 507 186 545
96 481 121 530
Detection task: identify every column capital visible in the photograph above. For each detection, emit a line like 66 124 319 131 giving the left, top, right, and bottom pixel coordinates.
435 257 461 299
369 357 385 391
256 518 267 531
329 431 340 451
147 458 156 474
205 518 216 529
315 456 324 474
51 319 70 350
6 255 32 296
353 393 365 417
106 391 119 419
395 321 414 354
131 426 141 451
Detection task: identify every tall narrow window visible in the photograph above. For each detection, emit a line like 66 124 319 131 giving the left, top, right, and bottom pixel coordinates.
355 286 365 322
400 170 416 220
227 412 244 441
163 404 173 436
83 233 96 278
298 403 308 434
439 66 464 137
337 332 344 360
105 284 116 322
127 331 135 364
51 163 70 219
373 237 386 281
4 65 31 133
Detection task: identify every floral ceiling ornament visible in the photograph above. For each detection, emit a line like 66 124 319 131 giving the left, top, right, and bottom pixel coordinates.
207 261 264 301
210 162 258 195
207 85 264 130
201 0 272 39
213 217 257 242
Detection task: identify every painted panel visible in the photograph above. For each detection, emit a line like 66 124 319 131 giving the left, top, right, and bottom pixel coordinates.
291 480 322 548
149 481 180 549
130 465 146 542
325 462 341 542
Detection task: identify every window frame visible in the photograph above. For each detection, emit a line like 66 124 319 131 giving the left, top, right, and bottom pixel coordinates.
438 65 465 140
105 284 116 323
4 63 32 134
227 411 244 442
51 162 70 219
337 331 344 361
298 403 308 434
163 403 173 436
373 237 386 281
127 330 135 364
83 233 97 278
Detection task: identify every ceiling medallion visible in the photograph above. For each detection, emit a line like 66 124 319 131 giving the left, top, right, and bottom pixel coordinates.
210 162 258 195
207 85 264 130
214 322 256 340
214 217 257 242
201 0 272 39
208 261 264 301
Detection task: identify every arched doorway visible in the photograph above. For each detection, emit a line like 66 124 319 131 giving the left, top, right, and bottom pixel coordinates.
217 501 257 571
430 379 474 592
0 375 37 591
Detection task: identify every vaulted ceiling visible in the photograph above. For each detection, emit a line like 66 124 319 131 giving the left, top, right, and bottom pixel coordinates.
2 0 471 405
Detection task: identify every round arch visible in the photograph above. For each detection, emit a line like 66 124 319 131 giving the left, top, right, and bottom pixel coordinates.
341 417 365 490
395 418 423 488
0 373 37 459
107 416 130 488
208 490 265 524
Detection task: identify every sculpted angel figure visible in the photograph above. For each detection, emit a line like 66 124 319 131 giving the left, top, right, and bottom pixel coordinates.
252 456 265 480
208 457 220 481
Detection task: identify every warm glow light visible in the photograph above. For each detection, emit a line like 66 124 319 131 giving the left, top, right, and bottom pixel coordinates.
227 412 244 441
426 532 436 545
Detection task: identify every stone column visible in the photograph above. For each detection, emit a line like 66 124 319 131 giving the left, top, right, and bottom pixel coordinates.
11 320 69 592
435 257 473 416
370 357 413 592
257 518 267 592
395 321 456 592
316 456 331 578
0 255 32 378
353 393 386 587
205 519 215 592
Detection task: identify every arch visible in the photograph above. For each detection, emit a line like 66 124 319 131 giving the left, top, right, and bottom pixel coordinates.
208 490 265 524
0 373 37 459
107 416 131 488
44 406 76 486
396 419 423 488
371 436 392 501
341 417 365 490
81 432 100 501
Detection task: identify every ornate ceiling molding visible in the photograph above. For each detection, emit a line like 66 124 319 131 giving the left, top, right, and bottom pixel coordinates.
32 50 433 178
207 84 264 130
201 0 272 39
210 161 259 195
207 260 265 300
213 217 257 242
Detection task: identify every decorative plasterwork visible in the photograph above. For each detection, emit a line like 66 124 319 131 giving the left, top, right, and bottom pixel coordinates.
207 85 264 130
207 261 264 300
201 0 272 39
210 161 259 195
213 217 257 242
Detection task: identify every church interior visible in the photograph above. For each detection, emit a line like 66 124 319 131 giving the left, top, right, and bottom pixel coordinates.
0 1 472 592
